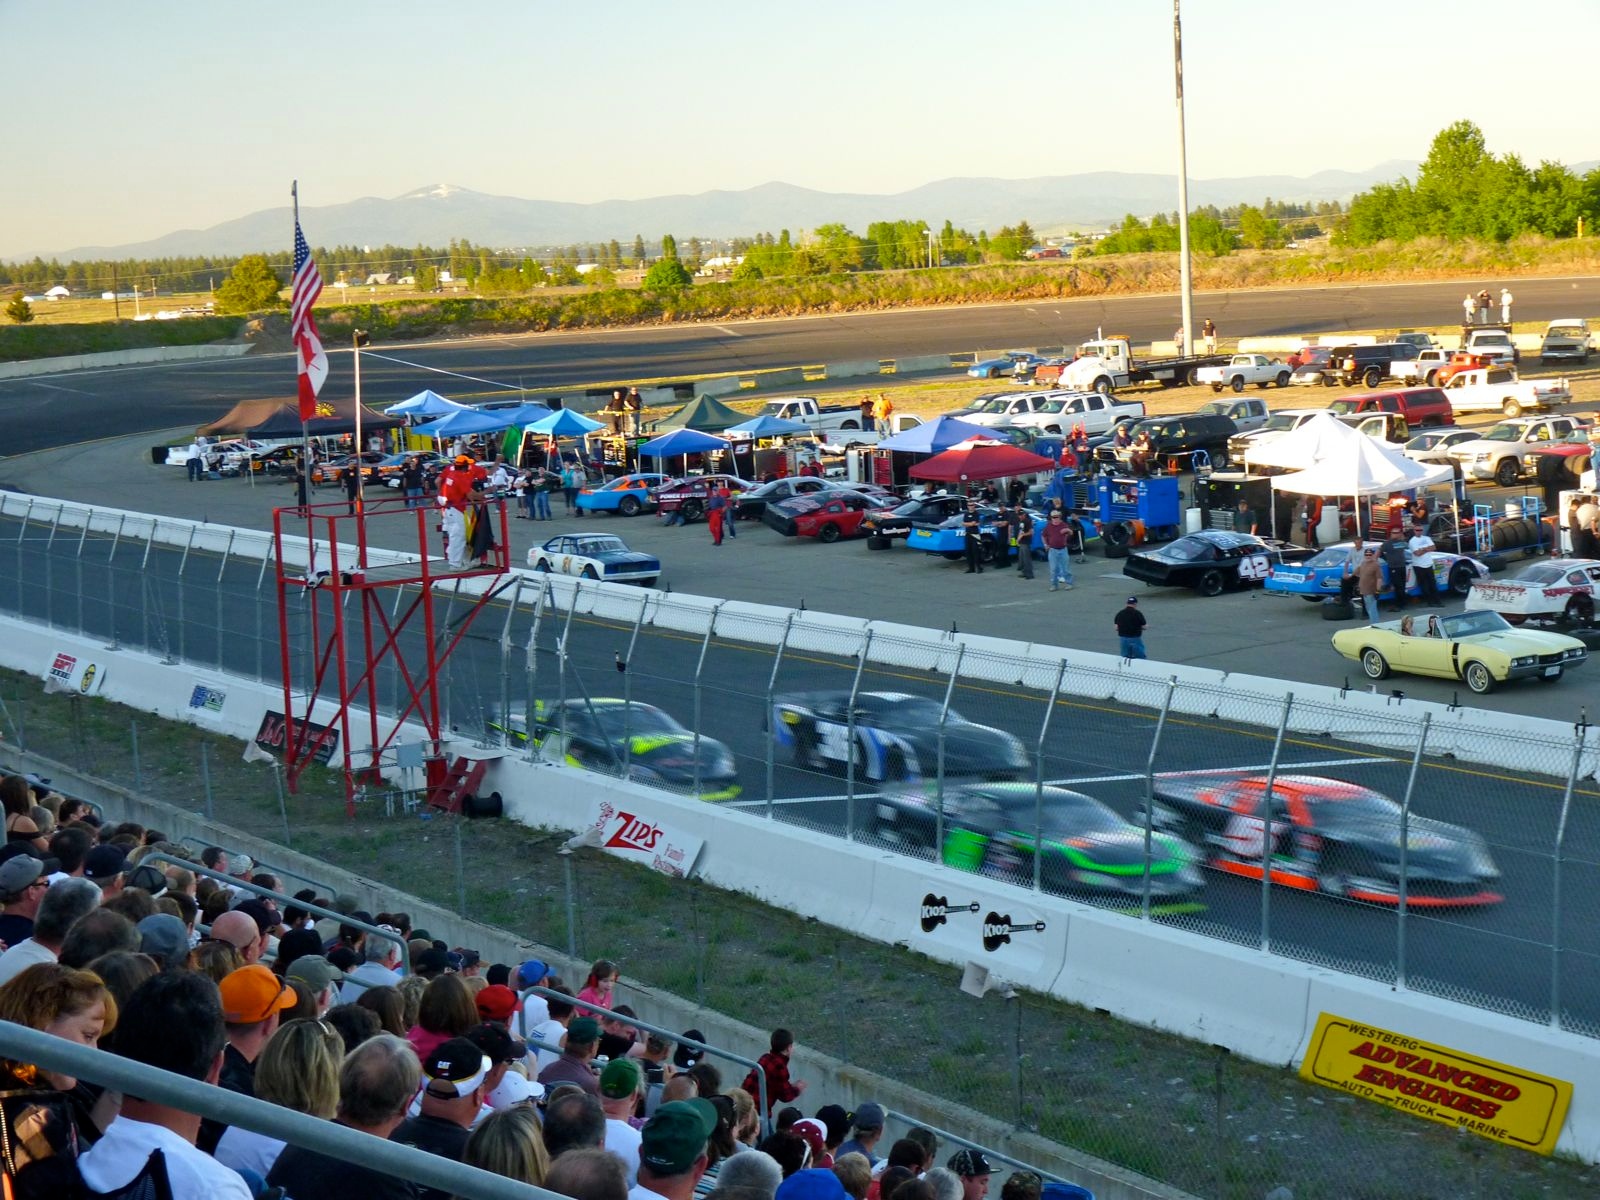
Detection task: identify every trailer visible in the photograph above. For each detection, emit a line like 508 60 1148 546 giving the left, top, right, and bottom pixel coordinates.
1058 336 1229 396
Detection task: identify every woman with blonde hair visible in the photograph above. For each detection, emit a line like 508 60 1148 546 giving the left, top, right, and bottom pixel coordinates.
215 1018 344 1177
462 1104 549 1187
407 973 477 1061
191 938 245 983
396 972 427 1029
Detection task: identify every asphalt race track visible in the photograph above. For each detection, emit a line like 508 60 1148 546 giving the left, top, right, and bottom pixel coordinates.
1 276 1597 455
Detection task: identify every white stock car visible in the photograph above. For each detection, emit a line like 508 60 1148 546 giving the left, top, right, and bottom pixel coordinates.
528 533 661 586
1464 559 1600 626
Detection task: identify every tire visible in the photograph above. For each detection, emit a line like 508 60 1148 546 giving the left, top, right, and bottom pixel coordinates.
1502 398 1521 418
1210 383 1223 393
1186 367 1202 386
1196 568 1226 597
681 499 704 521
1564 594 1595 626
1322 374 1337 388
1493 459 1520 488
534 560 551 573
1317 852 1355 898
793 726 822 770
1362 367 1383 388
1230 376 1246 394
580 566 598 580
1208 447 1229 470
840 420 860 430
1093 377 1112 396
1360 648 1390 680
618 495 641 517
1462 660 1496 694
941 552 964 561
1276 371 1291 388
1045 425 1062 435
1424 370 1440 386
817 522 841 544
1448 563 1475 596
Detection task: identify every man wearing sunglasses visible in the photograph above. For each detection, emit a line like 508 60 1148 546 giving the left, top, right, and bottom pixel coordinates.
0 851 54 947
198 964 298 1153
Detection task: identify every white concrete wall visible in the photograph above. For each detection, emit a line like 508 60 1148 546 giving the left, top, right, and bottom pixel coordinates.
0 343 252 379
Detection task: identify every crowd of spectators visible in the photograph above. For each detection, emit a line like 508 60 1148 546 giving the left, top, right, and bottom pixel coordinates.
0 774 1062 1200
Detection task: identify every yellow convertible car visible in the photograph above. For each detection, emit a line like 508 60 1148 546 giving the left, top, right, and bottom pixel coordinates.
1331 610 1587 694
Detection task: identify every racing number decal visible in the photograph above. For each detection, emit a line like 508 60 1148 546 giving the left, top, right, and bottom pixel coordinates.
1237 554 1271 580
562 556 573 573
817 722 853 762
1222 813 1287 859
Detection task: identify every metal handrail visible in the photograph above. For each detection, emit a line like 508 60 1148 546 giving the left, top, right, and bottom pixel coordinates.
143 853 411 975
885 1108 1073 1187
176 834 337 898
0 1020 548 1200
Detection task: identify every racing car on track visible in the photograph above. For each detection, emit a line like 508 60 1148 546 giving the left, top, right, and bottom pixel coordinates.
1332 610 1587 693
869 782 1204 905
769 690 1028 783
762 491 896 541
1124 530 1315 596
528 533 660 586
1264 541 1488 604
1144 773 1503 906
487 698 740 801
1464 559 1600 626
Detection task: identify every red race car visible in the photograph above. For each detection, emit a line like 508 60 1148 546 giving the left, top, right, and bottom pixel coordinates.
762 491 896 542
1144 773 1502 907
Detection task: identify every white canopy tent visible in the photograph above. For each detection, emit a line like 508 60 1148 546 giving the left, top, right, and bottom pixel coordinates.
1240 412 1363 471
1271 432 1453 540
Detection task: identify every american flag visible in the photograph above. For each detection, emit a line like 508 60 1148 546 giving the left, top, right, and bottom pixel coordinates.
291 219 327 421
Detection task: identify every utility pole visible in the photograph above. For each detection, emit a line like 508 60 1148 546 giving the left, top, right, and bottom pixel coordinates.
112 264 120 322
1174 0 1195 356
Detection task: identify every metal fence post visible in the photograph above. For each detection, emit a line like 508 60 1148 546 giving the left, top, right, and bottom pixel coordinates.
1550 727 1586 1028
526 580 553 762
556 589 578 754
130 721 142 794
1259 694 1294 953
454 816 467 916
561 847 579 960
496 577 523 751
620 592 652 780
843 630 874 842
1142 678 1178 920
691 602 726 800
1395 713 1431 990
200 741 214 821
933 644 965 856
764 612 796 818
1033 661 1068 892
273 762 291 848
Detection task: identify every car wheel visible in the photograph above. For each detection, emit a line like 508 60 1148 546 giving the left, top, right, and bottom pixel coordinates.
534 560 551 573
1208 447 1229 470
941 552 964 561
817 523 841 544
841 420 860 430
1093 377 1112 396
978 536 998 564
1360 648 1390 680
1196 568 1226 597
1362 367 1383 388
1564 594 1595 627
1502 398 1522 418
1230 376 1246 393
793 727 823 771
580 566 598 580
1045 425 1062 435
1493 459 1520 487
1448 563 1475 595
1210 383 1223 393
681 499 704 521
1463 660 1496 694
1322 374 1337 388
1424 370 1440 386
1317 854 1354 898
1276 371 1291 388
619 495 641 517
1186 367 1202 386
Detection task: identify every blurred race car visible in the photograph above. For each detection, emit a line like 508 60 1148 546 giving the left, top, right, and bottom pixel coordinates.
1145 773 1503 906
575 473 672 517
528 533 660 586
769 690 1028 783
967 351 1044 380
1464 558 1600 626
1264 541 1488 603
1124 530 1314 596
762 491 896 541
869 782 1203 904
488 698 740 801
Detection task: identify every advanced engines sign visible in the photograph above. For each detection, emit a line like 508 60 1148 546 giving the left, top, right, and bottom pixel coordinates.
47 650 104 696
1299 1012 1572 1155
589 802 703 879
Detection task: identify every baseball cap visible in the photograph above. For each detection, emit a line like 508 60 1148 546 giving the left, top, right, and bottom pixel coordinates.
455 454 472 465
515 959 549 988
218 965 297 1025
475 984 519 1023
814 1103 850 1142
137 914 189 969
947 1150 993 1178
124 863 168 897
466 1021 526 1064
566 1016 601 1045
776 1169 849 1200
674 1029 706 1070
600 1056 643 1099
84 844 127 881
640 1099 719 1174
286 955 346 991
1125 596 1139 605
423 1037 493 1097
791 1118 828 1158
487 1070 544 1109
413 947 451 976
0 855 44 896
853 1101 885 1130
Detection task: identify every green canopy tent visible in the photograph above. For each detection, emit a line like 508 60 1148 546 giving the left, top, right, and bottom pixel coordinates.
652 394 749 433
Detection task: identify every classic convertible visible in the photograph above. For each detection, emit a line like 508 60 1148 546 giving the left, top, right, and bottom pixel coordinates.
1124 530 1315 596
528 534 660 586
1331 610 1587 694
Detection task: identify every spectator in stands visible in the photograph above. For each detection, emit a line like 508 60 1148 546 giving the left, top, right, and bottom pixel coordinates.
877 1168 914 1200
341 926 404 1003
894 1181 936 1200
715 1150 784 1200
136 913 189 970
0 854 50 946
759 1131 809 1178
360 984 411 1036
921 1169 960 1200
283 979 322 1022
775 1107 802 1131
474 981 518 1024
577 958 619 1015
164 866 198 898
190 938 245 983
199 846 229 874
835 1104 884 1167
635 1099 718 1200
743 1028 807 1115
905 1128 937 1171
199 963 298 1152
269 1033 422 1200
209 909 265 965
513 957 553 1031
392 1036 492 1200
101 887 157 925
463 1103 550 1187
599 1057 645 1181
530 983 577 1071
59 909 138 969
274 926 325 976
728 1089 761 1152
325 1002 383 1054
408 973 478 1061
232 897 280 956
83 844 127 896
599 1005 643 1062
788 1168 851 1200
464 1022 525 1110
0 877 98 985
662 1076 699 1105
999 1171 1041 1200
548 1145 629 1200
945 1152 990 1200
675 1030 706 1073
80 970 253 1200
0 777 45 852
215 1016 344 1178
686 1061 722 1100
540 1015 602 1095
85 953 157 1030
543 1088 607 1159
412 946 452 980
286 955 345 1018
48 826 92 878
0 961 120 1198
813 1105 849 1164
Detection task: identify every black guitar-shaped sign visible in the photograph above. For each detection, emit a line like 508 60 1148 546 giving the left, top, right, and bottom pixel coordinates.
920 893 981 933
982 911 1048 952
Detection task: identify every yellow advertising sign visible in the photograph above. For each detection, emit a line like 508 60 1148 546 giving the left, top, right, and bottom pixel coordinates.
1299 1013 1572 1155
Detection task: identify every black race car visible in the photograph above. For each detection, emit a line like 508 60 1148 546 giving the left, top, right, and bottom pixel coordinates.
870 782 1204 904
1143 773 1502 907
733 477 840 520
859 494 970 539
769 690 1028 783
488 698 741 802
1123 530 1314 596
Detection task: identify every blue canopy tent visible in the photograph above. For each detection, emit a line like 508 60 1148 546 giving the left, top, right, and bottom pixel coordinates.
875 415 998 454
724 413 811 439
503 405 609 468
385 389 468 417
639 427 731 477
412 408 518 439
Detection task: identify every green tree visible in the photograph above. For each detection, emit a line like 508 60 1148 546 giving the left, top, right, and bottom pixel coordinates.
1236 204 1282 249
642 257 693 291
213 254 284 314
660 234 679 261
4 294 33 324
585 266 617 289
811 223 864 272
414 263 439 291
730 260 763 282
607 239 622 267
631 234 646 265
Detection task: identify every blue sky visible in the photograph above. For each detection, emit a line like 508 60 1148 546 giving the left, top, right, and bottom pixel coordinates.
5 0 1594 256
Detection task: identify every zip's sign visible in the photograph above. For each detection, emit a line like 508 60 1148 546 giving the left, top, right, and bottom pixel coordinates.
589 802 704 879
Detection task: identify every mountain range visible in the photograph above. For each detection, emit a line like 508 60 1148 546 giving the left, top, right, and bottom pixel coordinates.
34 163 1425 262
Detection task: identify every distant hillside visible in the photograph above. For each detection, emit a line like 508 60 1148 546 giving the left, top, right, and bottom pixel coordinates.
27 165 1418 262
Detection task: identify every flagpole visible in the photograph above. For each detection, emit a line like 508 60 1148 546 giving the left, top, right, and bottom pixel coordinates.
293 180 311 513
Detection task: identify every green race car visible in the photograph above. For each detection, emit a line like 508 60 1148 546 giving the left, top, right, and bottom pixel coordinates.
869 781 1203 905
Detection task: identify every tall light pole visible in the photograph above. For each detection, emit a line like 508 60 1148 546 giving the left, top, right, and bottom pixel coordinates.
1174 0 1194 356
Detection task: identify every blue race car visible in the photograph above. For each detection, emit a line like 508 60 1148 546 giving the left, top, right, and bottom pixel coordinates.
1263 540 1488 603
574 473 671 516
906 506 1088 562
967 351 1044 380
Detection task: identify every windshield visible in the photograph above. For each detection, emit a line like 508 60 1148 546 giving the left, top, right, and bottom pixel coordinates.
1301 789 1401 830
1262 414 1308 432
1161 537 1217 562
576 537 627 553
1406 432 1446 449
1040 792 1130 837
1325 399 1362 414
582 703 680 737
1439 611 1511 638
858 695 946 724
979 397 1017 413
1513 563 1573 586
1477 424 1522 442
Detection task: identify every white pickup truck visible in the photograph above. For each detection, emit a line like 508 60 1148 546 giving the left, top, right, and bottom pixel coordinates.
814 413 924 451
1442 366 1570 418
952 390 1072 428
1194 354 1292 393
1007 392 1145 435
1392 348 1454 387
1461 327 1518 365
1446 415 1586 486
762 396 868 433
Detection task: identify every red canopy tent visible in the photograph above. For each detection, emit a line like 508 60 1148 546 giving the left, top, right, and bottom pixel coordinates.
908 441 1059 482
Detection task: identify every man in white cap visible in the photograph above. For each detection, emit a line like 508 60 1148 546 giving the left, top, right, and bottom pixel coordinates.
1407 529 1442 608
391 1036 492 1200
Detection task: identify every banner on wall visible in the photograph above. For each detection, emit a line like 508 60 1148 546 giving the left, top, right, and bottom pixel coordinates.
588 801 704 879
47 650 104 695
254 710 339 766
